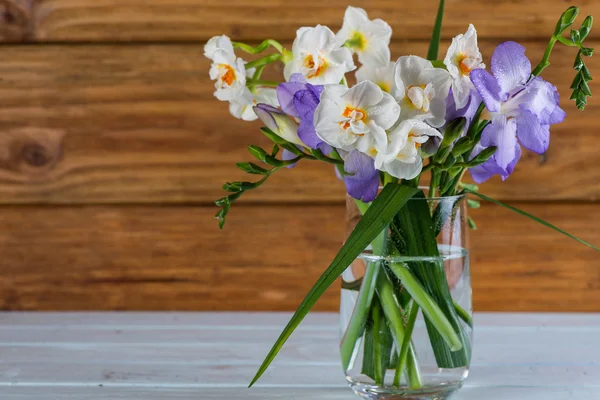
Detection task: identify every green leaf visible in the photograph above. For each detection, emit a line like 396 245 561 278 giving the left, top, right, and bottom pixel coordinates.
468 146 497 166
260 127 286 144
571 29 581 44
236 162 269 175
249 184 419 387
271 144 280 157
468 216 477 230
467 191 600 252
571 72 583 89
248 145 268 162
441 117 466 147
574 52 584 70
387 263 462 352
467 199 481 209
559 6 579 33
582 64 593 81
427 0 445 61
580 16 593 41
582 47 594 57
391 190 471 368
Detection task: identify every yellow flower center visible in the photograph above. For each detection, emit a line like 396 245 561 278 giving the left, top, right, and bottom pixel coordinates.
377 82 391 93
303 53 328 78
346 31 367 51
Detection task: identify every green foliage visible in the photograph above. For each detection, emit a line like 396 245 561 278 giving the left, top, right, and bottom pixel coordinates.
466 191 600 251
533 7 594 110
427 0 446 61
215 128 344 229
249 184 419 387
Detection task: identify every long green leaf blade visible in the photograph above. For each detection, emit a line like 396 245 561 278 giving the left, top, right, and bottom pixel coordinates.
468 191 600 252
249 184 418 387
427 0 445 61
387 263 462 351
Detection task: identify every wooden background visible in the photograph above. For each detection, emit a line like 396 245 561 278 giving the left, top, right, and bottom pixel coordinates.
1 0 600 312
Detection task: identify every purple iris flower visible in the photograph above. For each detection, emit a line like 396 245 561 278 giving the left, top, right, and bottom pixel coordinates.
469 41 566 183
277 74 331 153
334 150 380 203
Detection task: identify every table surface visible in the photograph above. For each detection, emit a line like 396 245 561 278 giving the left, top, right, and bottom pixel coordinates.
0 312 599 399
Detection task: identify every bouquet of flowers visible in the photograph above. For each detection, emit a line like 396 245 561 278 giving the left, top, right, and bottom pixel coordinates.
207 3 598 398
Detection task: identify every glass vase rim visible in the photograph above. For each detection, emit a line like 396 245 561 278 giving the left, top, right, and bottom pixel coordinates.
373 185 466 202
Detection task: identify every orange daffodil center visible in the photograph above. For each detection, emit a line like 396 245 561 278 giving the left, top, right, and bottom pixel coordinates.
314 81 399 156
302 52 329 79
284 25 355 84
340 106 368 131
217 63 236 87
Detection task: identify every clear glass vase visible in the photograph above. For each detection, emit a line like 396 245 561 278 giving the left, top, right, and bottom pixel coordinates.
340 190 472 400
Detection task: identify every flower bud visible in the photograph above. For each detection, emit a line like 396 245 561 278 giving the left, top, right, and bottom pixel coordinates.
253 104 304 147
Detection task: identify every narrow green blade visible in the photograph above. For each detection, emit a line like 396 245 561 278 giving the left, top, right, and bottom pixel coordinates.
249 184 418 387
468 191 600 252
427 0 446 61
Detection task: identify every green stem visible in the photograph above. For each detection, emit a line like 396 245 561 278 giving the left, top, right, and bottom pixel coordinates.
394 301 420 387
387 262 463 352
377 274 423 388
233 39 285 55
532 36 558 77
557 35 581 47
252 64 266 80
454 301 473 329
372 302 385 385
247 79 279 88
340 262 380 370
245 53 282 70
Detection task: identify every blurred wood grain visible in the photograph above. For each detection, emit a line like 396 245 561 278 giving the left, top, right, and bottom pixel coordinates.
3 0 596 43
1 0 599 311
0 41 598 203
0 202 599 311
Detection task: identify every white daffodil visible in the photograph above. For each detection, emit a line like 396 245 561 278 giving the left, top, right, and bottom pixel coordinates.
284 25 355 84
444 24 485 109
205 35 249 103
356 61 395 94
336 6 392 67
204 35 234 61
393 55 451 128
375 119 442 179
229 87 279 121
314 80 399 154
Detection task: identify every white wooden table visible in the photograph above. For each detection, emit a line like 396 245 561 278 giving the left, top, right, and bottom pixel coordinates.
0 312 599 399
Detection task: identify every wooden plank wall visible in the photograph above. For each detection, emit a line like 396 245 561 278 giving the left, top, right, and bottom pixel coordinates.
1 0 600 311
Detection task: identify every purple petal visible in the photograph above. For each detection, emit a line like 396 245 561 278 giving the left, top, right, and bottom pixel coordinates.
445 89 483 134
282 148 299 169
253 103 281 132
480 115 518 170
342 150 380 203
516 109 550 154
294 89 320 120
521 77 566 125
469 164 495 184
491 41 531 96
470 69 502 112
294 89 326 150
277 83 306 118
